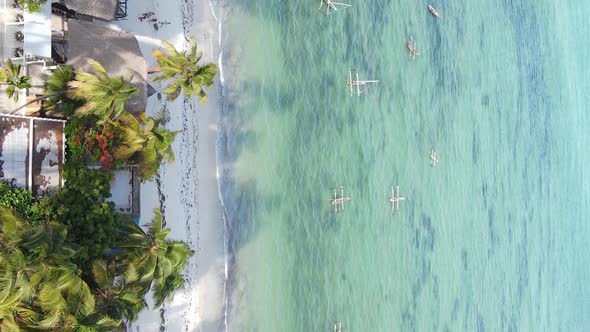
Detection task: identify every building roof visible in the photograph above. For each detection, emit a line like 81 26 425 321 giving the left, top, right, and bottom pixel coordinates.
23 1 52 58
66 20 147 114
0 114 65 197
61 0 118 21
109 167 140 217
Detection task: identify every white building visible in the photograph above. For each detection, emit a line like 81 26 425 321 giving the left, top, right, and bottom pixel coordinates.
0 0 54 114
0 113 64 196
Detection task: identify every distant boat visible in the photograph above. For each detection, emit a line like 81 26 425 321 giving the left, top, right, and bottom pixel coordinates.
407 36 419 59
428 5 441 17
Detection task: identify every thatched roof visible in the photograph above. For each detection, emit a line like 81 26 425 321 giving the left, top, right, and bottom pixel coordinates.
61 0 118 21
66 20 147 114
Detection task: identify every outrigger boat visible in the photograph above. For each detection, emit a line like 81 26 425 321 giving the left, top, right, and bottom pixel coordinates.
428 4 441 17
330 187 351 213
407 36 419 59
346 69 379 96
334 322 347 332
430 148 439 167
389 186 406 214
320 0 351 16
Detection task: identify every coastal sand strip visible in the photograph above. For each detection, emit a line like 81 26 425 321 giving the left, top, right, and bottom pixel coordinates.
105 0 227 331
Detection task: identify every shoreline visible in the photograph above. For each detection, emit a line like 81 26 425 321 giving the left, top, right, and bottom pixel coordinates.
107 0 228 331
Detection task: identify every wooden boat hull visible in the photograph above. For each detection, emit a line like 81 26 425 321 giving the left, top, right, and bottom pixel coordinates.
428 5 441 17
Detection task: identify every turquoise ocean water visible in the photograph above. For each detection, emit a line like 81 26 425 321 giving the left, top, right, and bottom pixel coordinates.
218 1 590 331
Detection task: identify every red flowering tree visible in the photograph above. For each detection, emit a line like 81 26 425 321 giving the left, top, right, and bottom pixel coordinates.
68 121 122 170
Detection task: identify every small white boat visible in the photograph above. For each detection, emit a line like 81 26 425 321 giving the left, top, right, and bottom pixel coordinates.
428 4 441 17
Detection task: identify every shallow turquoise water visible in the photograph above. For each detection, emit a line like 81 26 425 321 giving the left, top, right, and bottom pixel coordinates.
219 1 590 331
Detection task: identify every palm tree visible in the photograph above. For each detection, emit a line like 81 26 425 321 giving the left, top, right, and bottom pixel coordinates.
113 113 179 180
115 209 193 306
18 221 97 330
42 65 78 115
0 59 32 101
151 38 218 102
6 65 74 115
91 260 146 323
7 59 137 120
0 208 107 331
68 59 138 122
0 208 37 331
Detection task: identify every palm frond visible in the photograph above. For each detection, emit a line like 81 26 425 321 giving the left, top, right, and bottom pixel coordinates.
151 37 218 102
91 260 112 290
66 59 137 122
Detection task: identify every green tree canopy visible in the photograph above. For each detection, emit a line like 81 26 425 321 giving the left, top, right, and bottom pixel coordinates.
116 209 193 306
114 113 178 180
50 164 119 269
0 207 119 331
68 59 137 122
152 38 218 102
43 65 80 115
0 59 32 101
0 180 54 223
17 0 47 13
0 203 193 329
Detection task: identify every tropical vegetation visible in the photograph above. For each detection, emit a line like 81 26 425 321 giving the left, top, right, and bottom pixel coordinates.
114 113 178 180
67 59 138 122
0 208 116 331
51 164 119 268
152 38 218 102
116 209 193 306
0 59 32 101
42 65 78 114
0 204 192 331
0 181 54 223
38 59 176 179
17 0 47 13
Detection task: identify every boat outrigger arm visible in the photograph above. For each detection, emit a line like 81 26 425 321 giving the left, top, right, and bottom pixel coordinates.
320 0 351 16
330 187 351 213
346 69 379 96
390 186 406 214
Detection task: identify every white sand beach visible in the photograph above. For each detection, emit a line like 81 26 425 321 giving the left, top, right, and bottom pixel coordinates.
104 0 227 331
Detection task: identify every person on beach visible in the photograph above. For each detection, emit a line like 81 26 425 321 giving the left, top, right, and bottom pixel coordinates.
138 11 155 21
149 20 170 30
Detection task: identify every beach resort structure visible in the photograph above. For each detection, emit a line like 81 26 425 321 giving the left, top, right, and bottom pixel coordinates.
0 114 140 215
0 0 142 213
52 0 150 114
0 0 54 114
61 18 151 113
57 0 128 21
1 0 140 115
110 167 140 217
0 113 64 196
